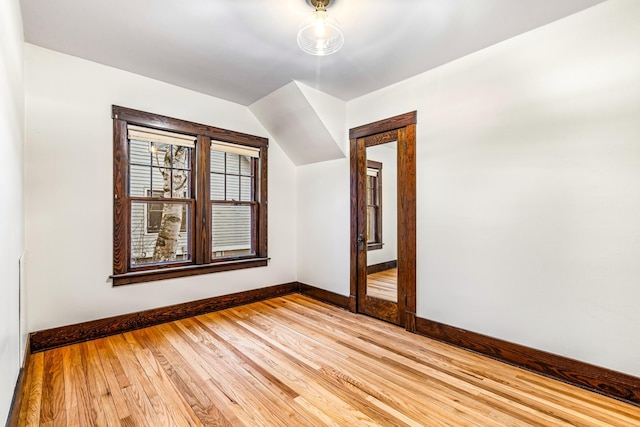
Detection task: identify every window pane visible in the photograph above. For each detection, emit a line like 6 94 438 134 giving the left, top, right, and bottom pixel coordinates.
226 153 240 174
211 173 224 200
151 167 165 195
226 175 240 201
367 206 376 242
367 175 378 206
151 143 171 165
211 150 225 173
170 169 190 198
240 176 253 202
129 164 151 197
172 146 190 169
145 190 187 233
147 201 163 233
131 201 191 266
212 204 253 258
240 155 252 176
129 139 152 165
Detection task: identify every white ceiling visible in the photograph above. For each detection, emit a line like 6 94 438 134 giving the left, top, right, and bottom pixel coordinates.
20 0 605 106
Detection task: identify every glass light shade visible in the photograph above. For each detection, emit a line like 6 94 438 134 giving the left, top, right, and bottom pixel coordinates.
297 9 344 56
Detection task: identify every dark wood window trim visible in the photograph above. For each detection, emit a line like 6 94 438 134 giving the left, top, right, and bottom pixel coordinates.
366 160 383 251
112 105 268 286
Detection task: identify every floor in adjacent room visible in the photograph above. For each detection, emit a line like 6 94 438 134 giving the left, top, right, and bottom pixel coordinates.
367 268 398 302
17 294 640 426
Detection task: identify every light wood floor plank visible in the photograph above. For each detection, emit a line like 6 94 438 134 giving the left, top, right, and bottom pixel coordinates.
278 295 629 426
191 315 374 426
175 318 328 426
20 352 44 427
122 331 202 426
107 334 170 426
94 338 147 427
60 345 81 426
166 320 293 426
216 309 414 426
83 340 123 427
250 299 539 426
266 296 542 424
156 322 278 426
134 326 230 426
200 312 385 426
232 302 476 423
39 348 66 426
18 295 640 426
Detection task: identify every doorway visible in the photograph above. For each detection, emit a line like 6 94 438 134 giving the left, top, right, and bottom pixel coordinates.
349 112 417 331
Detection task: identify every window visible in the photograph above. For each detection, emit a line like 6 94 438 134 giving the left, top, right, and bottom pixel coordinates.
366 160 383 250
112 106 268 285
210 142 259 258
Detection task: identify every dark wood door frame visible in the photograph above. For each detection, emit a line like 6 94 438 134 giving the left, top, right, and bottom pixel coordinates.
349 111 417 332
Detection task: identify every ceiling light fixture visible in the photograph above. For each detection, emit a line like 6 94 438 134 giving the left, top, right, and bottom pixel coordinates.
297 0 344 56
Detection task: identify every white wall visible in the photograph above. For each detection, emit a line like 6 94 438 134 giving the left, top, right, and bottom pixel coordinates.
366 144 398 267
301 0 640 377
0 0 24 423
24 44 297 332
297 159 350 295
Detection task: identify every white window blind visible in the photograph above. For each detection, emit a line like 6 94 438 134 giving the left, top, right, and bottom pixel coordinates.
127 124 196 148
367 167 379 177
212 140 260 158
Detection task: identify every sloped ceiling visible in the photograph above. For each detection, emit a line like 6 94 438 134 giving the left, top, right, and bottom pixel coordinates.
250 82 346 166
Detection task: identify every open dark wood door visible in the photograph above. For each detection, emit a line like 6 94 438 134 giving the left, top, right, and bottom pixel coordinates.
350 112 417 330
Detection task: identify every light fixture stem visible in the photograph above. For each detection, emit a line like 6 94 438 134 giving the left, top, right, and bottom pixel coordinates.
312 0 328 11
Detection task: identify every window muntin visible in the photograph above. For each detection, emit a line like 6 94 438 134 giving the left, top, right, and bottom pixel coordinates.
112 106 268 285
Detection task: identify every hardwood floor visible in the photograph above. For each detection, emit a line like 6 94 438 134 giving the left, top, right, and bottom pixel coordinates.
367 268 398 302
17 295 640 426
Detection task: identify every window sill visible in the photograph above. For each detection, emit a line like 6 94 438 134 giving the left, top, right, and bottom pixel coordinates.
111 257 269 286
368 243 383 251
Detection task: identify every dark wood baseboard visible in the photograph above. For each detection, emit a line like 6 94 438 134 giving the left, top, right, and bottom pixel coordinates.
415 316 640 406
367 260 397 275
298 282 351 310
6 336 31 427
30 282 298 353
